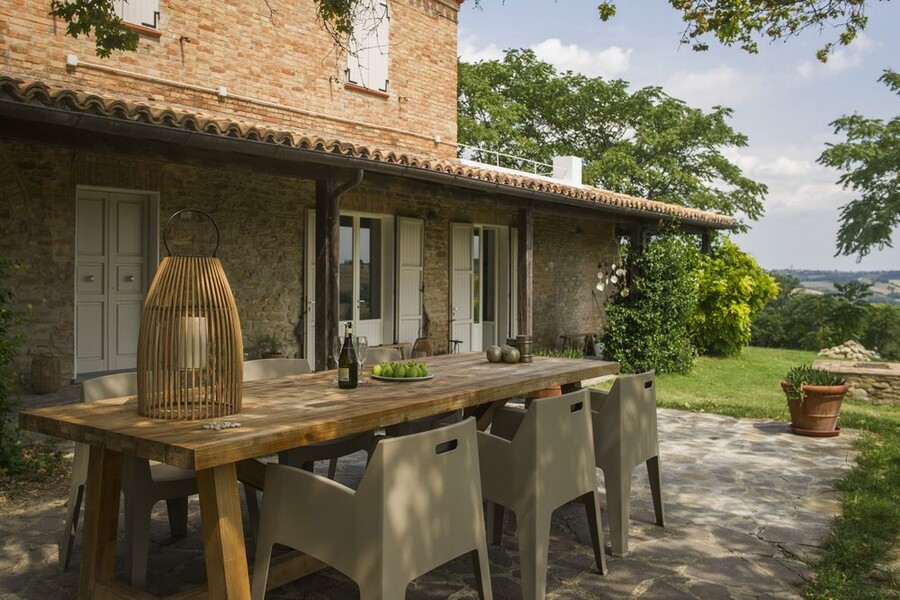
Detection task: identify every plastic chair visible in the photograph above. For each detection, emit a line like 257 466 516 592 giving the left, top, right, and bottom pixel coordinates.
366 346 403 365
251 418 493 600
367 348 459 436
60 372 198 588
242 358 376 538
590 372 665 557
478 388 607 599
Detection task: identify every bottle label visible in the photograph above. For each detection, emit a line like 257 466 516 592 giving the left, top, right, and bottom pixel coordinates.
338 367 350 382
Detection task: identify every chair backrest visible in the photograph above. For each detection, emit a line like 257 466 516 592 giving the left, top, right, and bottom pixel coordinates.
243 358 311 382
511 388 596 510
590 371 658 470
358 417 485 583
367 347 403 364
81 371 137 402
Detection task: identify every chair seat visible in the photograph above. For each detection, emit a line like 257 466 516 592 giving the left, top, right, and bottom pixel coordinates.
149 462 196 483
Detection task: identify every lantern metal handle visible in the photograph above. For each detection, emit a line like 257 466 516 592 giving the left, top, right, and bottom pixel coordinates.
163 208 221 257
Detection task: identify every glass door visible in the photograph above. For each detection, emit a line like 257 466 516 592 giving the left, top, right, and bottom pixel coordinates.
339 215 383 344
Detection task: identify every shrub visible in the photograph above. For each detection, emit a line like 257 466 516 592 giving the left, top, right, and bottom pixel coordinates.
691 238 778 356
602 232 700 374
0 252 26 475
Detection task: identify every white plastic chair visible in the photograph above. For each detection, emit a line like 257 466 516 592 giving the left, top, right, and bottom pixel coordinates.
60 372 198 588
478 388 607 599
251 417 493 600
590 372 665 556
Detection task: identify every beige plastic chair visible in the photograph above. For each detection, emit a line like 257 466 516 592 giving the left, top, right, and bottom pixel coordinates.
590 371 665 557
60 372 198 588
367 348 460 436
251 417 493 600
366 346 403 365
242 358 376 538
478 388 607 599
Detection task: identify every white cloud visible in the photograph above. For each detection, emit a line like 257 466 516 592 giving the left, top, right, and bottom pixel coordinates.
663 65 761 109
796 33 877 80
457 34 504 63
531 38 631 79
457 34 631 79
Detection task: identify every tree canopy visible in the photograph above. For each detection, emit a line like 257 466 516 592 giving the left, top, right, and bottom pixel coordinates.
818 70 899 260
598 0 880 62
458 49 766 226
49 0 884 61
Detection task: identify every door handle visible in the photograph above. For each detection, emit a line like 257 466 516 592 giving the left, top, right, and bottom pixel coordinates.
126 275 135 282
87 275 95 282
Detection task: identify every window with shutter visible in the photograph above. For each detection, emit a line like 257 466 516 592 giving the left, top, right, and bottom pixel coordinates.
113 0 160 29
346 0 390 93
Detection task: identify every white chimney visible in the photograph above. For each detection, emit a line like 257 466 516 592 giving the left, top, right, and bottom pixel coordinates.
552 156 583 186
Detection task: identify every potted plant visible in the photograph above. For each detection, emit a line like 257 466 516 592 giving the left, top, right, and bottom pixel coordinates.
781 364 849 437
256 333 285 359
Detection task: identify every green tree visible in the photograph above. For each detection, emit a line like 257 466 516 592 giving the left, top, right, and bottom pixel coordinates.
818 70 900 260
602 232 701 374
459 50 766 228
598 1 878 62
829 280 873 342
691 238 778 356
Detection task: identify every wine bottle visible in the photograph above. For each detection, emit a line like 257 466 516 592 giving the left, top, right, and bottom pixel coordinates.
337 322 358 389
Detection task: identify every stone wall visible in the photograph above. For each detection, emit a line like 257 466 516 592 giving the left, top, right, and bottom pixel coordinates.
814 359 900 407
1 139 617 389
2 0 460 157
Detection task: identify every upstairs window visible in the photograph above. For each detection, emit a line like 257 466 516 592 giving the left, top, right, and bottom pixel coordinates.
113 0 160 30
346 0 390 94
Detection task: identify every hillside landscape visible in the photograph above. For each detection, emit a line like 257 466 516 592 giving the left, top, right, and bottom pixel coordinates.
777 270 900 305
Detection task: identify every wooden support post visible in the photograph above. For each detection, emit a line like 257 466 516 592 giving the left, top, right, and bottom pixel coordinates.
314 171 364 371
314 179 334 372
517 207 533 336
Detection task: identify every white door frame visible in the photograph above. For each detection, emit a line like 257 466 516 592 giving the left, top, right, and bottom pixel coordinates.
305 209 392 367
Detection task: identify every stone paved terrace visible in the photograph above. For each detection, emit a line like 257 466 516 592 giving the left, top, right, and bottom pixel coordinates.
1 398 857 599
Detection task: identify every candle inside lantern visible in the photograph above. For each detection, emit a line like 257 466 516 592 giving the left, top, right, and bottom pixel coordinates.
178 316 208 370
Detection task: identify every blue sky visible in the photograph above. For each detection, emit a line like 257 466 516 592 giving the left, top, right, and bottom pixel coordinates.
456 0 899 271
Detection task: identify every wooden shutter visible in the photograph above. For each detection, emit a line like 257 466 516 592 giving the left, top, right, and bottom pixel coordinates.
347 0 390 92
396 217 424 343
114 0 159 28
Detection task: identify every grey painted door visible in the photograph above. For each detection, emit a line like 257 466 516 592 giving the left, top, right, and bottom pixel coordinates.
75 190 150 374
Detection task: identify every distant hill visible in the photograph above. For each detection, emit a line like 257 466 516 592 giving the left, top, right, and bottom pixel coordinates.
774 270 900 306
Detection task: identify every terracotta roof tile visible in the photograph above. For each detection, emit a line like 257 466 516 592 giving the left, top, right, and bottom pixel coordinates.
0 75 734 228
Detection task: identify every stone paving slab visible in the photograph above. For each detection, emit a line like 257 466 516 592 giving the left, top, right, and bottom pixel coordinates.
0 408 857 599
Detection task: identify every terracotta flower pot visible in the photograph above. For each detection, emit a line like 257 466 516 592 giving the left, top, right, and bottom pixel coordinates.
527 385 562 400
781 380 849 436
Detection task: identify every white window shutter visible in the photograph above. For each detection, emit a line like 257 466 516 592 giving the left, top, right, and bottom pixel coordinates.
347 0 390 92
113 0 159 28
396 217 423 344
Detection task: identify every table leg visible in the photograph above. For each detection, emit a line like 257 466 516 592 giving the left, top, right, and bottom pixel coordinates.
197 463 251 599
78 446 123 600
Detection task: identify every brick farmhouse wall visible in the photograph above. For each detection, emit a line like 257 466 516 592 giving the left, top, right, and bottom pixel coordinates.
1 0 460 158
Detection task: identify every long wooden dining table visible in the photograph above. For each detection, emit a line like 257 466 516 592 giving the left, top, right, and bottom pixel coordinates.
19 352 619 599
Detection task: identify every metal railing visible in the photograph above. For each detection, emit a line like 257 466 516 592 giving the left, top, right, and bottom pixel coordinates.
457 143 554 177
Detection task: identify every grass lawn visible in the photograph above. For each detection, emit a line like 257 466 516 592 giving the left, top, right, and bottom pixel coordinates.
652 346 900 599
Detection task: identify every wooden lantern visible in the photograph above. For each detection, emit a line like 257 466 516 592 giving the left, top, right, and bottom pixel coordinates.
137 210 243 420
